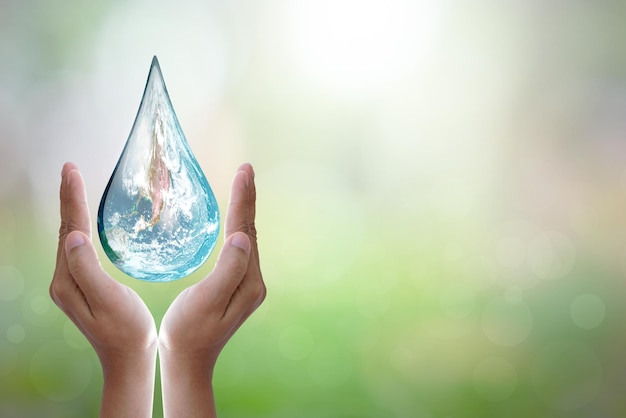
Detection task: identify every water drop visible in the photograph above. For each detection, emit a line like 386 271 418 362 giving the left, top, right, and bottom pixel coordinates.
97 56 219 282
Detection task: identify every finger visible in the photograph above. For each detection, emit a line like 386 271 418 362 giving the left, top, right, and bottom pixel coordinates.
50 236 97 323
53 163 79 300
196 232 251 310
221 266 266 324
237 162 255 219
59 162 77 228
222 164 265 313
238 164 263 290
241 163 256 227
224 169 251 239
65 168 92 239
55 163 77 265
64 230 116 312
238 163 259 260
52 164 93 305
225 164 261 275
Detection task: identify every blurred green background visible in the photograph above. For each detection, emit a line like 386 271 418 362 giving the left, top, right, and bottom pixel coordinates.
2 0 626 416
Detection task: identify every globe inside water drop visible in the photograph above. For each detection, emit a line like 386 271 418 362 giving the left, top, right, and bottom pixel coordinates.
97 56 220 282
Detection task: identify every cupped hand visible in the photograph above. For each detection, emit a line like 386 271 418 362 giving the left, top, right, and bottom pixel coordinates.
50 163 158 417
159 163 266 362
49 162 265 418
50 162 157 370
158 163 265 417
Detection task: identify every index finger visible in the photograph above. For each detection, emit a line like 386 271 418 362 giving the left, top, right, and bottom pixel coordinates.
224 163 261 274
53 164 92 279
224 164 254 239
65 168 92 238
223 163 263 299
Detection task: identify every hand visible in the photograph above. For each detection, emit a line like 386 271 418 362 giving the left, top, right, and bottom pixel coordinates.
159 163 266 418
50 163 157 418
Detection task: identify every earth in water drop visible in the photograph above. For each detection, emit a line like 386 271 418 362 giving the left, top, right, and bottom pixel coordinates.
97 56 219 282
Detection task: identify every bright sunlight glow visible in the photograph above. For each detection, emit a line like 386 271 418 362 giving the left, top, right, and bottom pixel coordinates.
285 0 443 97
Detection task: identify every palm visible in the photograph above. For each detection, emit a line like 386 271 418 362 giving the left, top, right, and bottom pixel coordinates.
159 164 265 359
51 163 157 357
159 281 234 357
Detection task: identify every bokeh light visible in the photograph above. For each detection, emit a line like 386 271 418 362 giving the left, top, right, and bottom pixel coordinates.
0 265 24 302
570 294 606 330
482 297 533 347
473 357 518 402
285 0 442 97
30 340 93 402
2 0 626 416
532 341 603 411
6 325 26 344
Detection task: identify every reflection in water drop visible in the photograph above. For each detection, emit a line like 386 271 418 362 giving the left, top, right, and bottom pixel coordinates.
30 340 93 402
570 294 606 330
532 340 602 410
473 357 517 402
98 56 219 282
482 297 533 347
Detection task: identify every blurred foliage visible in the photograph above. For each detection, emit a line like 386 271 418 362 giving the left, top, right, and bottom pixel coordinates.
3 0 626 417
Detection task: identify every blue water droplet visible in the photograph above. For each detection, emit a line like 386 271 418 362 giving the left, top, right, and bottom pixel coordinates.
97 56 219 282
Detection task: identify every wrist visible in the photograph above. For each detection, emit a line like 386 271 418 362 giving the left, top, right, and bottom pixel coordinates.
99 346 157 418
101 345 157 380
158 343 217 381
158 344 218 418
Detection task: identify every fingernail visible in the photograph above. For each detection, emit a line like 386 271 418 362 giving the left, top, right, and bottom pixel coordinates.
66 232 86 251
62 162 71 178
66 169 75 188
230 232 250 252
239 170 249 188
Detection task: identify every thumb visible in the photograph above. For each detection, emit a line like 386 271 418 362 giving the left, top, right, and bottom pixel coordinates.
65 230 109 295
197 232 251 305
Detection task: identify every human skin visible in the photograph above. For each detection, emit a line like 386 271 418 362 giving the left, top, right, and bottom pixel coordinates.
50 162 265 418
51 162 158 418
159 163 266 418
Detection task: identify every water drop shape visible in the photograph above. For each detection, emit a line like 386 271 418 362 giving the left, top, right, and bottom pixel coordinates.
97 56 220 282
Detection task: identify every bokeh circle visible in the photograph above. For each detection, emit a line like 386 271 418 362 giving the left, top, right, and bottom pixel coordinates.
570 294 606 330
30 340 93 402
482 297 533 347
532 340 602 410
473 357 517 402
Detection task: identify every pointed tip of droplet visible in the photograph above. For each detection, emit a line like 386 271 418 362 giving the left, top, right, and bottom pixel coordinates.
150 55 162 76
146 55 166 91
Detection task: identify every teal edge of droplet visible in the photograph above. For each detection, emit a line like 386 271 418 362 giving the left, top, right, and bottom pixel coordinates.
97 55 220 282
